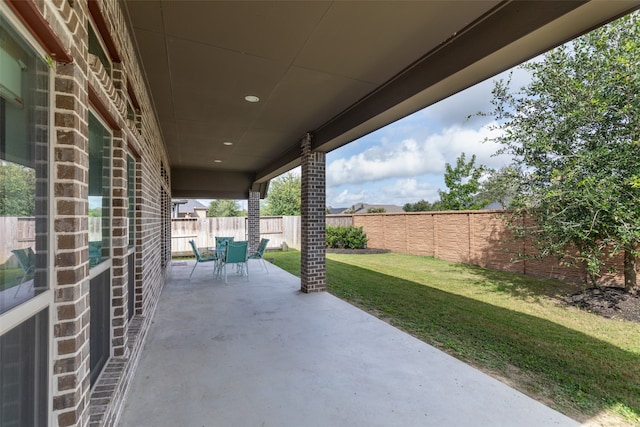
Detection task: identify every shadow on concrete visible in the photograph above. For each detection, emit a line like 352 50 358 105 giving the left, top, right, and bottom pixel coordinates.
323 256 640 424
119 259 582 427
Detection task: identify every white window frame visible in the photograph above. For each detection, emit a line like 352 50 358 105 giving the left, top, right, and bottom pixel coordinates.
0 4 55 425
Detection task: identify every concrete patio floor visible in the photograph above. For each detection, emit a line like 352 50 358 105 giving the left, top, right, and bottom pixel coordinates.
118 258 579 427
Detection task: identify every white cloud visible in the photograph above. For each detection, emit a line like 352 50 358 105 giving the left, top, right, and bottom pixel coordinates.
379 178 441 205
322 57 540 207
421 65 534 130
326 123 509 186
328 188 370 207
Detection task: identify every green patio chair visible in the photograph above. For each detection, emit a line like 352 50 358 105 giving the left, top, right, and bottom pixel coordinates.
248 238 270 273
12 247 36 297
223 240 248 284
188 240 219 280
215 236 234 250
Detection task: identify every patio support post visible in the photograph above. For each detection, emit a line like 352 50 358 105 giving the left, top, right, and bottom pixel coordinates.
248 191 261 253
300 133 326 293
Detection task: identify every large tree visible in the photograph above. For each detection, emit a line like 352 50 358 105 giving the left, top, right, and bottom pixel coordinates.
486 12 640 288
403 199 443 212
0 162 35 216
438 153 488 210
262 172 301 216
207 199 242 217
477 166 523 209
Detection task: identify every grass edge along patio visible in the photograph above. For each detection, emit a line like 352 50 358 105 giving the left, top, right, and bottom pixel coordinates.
269 250 640 426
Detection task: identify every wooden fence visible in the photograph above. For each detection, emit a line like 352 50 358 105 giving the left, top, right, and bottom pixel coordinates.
0 217 36 266
6 213 628 286
171 215 354 255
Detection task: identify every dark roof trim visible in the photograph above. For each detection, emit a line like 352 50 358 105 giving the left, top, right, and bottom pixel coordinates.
310 0 588 153
7 0 73 63
88 84 119 130
172 168 258 200
87 0 122 62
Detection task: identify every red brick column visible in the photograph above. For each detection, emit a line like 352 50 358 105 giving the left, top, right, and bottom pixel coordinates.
53 58 91 427
111 133 129 357
247 191 261 253
300 133 326 293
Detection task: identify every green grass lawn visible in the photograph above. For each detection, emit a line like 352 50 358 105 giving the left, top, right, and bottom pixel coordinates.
0 268 23 292
270 250 640 425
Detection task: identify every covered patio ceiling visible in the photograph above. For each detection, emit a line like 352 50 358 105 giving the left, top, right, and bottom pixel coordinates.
123 1 639 199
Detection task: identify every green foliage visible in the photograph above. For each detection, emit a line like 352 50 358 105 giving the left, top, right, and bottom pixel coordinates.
485 12 640 288
366 207 385 213
438 153 488 210
0 162 35 216
262 172 301 216
326 226 368 249
477 167 523 209
88 208 102 217
207 199 242 217
403 199 442 212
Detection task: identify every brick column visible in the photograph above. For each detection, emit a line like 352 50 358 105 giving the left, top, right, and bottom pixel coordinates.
111 132 129 357
300 133 326 293
247 191 261 253
53 59 91 427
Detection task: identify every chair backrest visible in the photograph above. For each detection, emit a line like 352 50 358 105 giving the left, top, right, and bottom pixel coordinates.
188 240 203 261
215 236 234 250
12 247 35 273
225 241 248 263
255 238 269 257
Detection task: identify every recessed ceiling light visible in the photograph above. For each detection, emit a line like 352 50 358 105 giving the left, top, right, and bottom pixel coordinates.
214 159 222 163
223 141 233 146
244 95 259 103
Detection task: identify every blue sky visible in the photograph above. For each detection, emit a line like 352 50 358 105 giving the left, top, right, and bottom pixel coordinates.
203 63 534 210
322 65 534 208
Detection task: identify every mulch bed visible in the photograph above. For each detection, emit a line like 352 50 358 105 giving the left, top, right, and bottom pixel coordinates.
326 250 639 323
562 287 640 323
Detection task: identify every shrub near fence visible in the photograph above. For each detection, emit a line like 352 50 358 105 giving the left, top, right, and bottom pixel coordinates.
171 215 354 255
171 211 630 286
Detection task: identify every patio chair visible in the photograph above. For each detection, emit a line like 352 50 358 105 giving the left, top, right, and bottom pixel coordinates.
248 238 270 273
11 247 36 297
188 240 219 280
223 240 248 284
215 236 234 250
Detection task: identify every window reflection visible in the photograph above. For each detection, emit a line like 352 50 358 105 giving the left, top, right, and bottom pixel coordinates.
0 18 49 314
88 112 111 268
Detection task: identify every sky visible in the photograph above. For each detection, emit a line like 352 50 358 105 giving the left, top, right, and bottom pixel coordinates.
202 62 535 211
322 65 534 209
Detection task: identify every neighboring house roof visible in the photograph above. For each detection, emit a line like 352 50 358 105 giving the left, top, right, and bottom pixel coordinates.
172 199 207 217
349 203 404 214
482 201 505 210
327 207 349 215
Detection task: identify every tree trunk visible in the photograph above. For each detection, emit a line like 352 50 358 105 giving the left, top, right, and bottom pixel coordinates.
623 249 637 291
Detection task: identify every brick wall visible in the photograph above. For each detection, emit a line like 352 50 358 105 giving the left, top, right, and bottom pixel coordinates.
6 0 172 425
300 134 326 293
50 0 92 423
355 211 632 286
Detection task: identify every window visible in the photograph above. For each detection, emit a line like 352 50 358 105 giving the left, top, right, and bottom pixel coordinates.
88 25 111 76
88 112 110 268
0 15 49 314
0 308 49 426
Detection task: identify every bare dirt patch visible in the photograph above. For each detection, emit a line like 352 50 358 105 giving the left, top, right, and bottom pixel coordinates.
562 286 640 324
